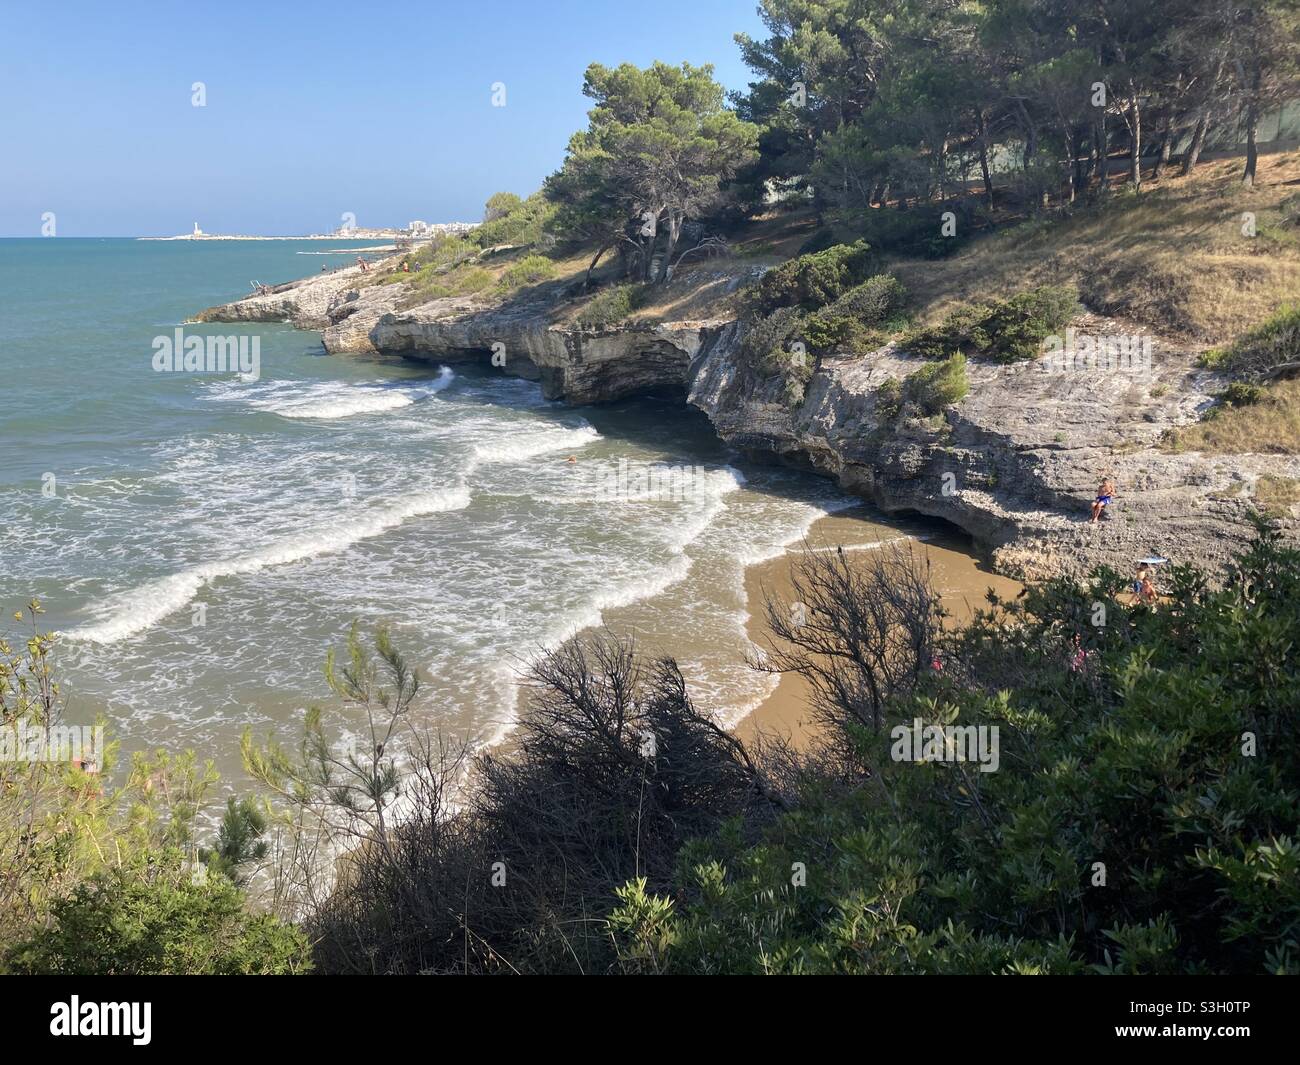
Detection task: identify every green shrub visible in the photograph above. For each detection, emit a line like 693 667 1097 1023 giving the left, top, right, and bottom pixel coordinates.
904 352 968 414
577 284 638 328
412 234 478 271
473 191 557 249
450 266 494 294
1201 304 1300 382
739 305 804 371
609 520 1300 974
1222 381 1266 407
6 860 311 975
499 253 558 289
875 376 903 420
753 240 873 313
802 274 906 355
903 285 1079 363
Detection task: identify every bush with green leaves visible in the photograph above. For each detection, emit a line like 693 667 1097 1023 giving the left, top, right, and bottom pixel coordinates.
609 519 1300 975
903 352 968 414
577 284 639 328
0 601 303 975
903 285 1079 363
752 240 873 314
802 274 906 355
734 305 815 408
498 253 559 289
6 858 310 975
472 191 556 249
1199 304 1300 382
875 376 903 420
1207 381 1267 417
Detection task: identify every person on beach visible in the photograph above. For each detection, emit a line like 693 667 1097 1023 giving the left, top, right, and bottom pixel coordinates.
1133 561 1151 595
1090 477 1116 523
356 256 368 272
1138 572 1158 607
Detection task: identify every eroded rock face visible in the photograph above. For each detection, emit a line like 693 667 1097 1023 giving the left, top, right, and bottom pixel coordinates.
195 276 1299 580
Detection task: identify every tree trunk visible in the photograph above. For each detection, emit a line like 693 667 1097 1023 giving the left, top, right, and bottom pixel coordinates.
1095 116 1110 193
976 108 995 207
1127 90 1142 191
1058 118 1076 203
1074 128 1088 193
1243 110 1259 187
1242 66 1261 187
660 213 683 283
1016 99 1037 170
1153 119 1174 178
1182 111 1209 176
583 243 610 289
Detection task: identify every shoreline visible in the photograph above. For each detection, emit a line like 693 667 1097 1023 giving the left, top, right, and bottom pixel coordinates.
734 508 1024 750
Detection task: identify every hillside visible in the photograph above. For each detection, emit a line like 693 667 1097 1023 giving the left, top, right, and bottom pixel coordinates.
195 148 1300 581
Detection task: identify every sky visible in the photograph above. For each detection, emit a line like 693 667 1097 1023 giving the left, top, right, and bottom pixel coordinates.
0 0 769 237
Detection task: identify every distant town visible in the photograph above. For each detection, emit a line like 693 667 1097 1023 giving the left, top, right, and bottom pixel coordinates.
139 220 478 242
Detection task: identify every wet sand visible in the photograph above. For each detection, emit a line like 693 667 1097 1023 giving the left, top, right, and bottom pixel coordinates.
734 507 1024 750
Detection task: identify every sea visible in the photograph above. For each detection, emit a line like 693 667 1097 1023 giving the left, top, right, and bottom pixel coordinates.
0 236 914 794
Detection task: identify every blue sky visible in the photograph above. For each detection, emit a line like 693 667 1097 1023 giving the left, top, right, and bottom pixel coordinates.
0 0 767 236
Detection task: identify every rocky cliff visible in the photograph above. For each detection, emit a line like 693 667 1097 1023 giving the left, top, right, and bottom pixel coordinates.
195 263 1299 580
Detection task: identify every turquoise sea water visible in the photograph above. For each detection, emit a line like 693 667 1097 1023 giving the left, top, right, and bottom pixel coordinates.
0 238 880 788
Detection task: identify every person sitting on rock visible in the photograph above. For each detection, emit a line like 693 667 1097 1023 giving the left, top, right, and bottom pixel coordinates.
1090 477 1116 524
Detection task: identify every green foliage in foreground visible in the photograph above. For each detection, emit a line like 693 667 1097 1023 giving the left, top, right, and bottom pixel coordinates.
0 601 310 975
9 524 1298 975
1199 304 1300 382
609 521 1300 974
6 857 310 975
903 285 1079 364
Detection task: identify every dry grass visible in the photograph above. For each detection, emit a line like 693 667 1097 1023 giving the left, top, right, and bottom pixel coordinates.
887 149 1300 344
1163 378 1300 455
362 150 1300 351
1254 473 1300 515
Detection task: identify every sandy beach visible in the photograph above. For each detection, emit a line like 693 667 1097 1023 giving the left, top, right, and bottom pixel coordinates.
734 507 1024 749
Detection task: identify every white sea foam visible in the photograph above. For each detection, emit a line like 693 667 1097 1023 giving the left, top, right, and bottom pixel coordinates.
63 487 471 644
210 367 454 420
470 424 601 466
536 553 696 660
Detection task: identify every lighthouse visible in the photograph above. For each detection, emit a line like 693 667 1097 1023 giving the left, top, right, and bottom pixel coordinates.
192 222 204 237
